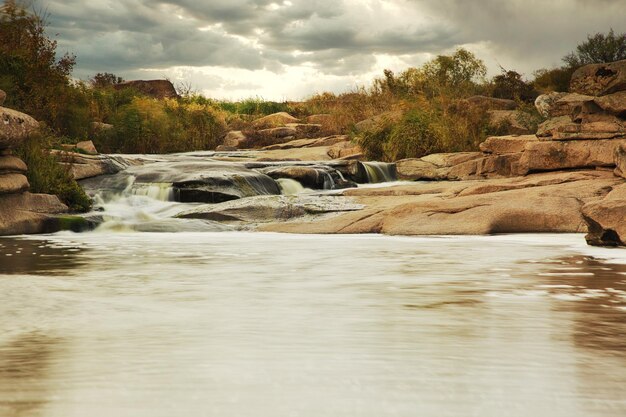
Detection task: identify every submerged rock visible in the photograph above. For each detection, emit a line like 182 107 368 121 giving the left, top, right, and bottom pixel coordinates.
0 193 68 235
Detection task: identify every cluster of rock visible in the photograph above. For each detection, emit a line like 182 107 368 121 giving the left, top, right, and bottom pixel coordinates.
217 112 363 160
0 89 68 235
52 140 127 181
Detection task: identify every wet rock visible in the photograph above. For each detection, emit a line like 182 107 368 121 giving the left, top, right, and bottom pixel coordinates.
535 92 568 117
480 135 538 154
252 112 299 129
261 165 355 190
0 107 39 149
113 80 179 99
177 194 364 223
570 59 626 96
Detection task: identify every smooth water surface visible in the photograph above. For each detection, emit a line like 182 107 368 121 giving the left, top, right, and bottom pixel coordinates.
1 232 626 417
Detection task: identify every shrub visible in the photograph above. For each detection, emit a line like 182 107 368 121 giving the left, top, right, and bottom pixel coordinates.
563 28 626 68
16 131 92 212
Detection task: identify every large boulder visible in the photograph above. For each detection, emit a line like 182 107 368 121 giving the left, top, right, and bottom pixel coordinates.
0 155 27 173
251 112 299 129
548 93 595 118
0 192 68 236
570 59 626 96
76 140 98 155
396 152 483 180
0 173 29 194
534 92 567 117
113 80 179 99
582 184 626 246
518 139 626 173
0 107 39 149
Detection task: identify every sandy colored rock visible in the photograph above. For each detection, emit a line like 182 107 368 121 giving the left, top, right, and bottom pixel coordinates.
518 139 626 174
536 116 571 138
614 143 626 178
0 107 39 149
0 192 68 236
91 121 113 131
264 135 348 151
549 93 595 117
534 92 567 117
252 112 299 129
327 141 362 159
75 140 98 155
396 152 483 181
448 153 523 179
262 170 618 236
0 173 29 194
582 183 626 246
0 155 27 173
53 151 126 180
593 91 626 118
480 135 538 154
113 80 179 99
222 130 247 148
570 59 626 96
553 117 626 140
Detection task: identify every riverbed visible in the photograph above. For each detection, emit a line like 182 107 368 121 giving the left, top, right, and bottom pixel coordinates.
1 232 626 417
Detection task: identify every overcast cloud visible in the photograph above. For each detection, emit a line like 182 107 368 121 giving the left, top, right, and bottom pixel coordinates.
31 0 626 100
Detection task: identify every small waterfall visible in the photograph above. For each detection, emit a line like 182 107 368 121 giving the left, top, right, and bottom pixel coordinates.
277 178 306 195
132 183 175 201
360 162 397 183
322 172 336 190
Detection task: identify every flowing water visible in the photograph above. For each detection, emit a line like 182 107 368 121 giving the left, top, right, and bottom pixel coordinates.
1 232 626 417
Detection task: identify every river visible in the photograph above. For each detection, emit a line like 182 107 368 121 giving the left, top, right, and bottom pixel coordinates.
1 231 626 417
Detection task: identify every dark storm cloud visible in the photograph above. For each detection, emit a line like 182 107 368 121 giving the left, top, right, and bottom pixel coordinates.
37 0 626 83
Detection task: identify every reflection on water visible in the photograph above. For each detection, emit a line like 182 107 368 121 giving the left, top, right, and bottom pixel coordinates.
0 239 85 275
0 233 625 417
0 333 62 417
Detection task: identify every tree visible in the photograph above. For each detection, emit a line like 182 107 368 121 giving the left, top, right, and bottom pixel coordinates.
90 72 124 89
563 28 626 68
491 68 537 102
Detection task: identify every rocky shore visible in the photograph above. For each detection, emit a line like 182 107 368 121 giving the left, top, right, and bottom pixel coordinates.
2 60 626 247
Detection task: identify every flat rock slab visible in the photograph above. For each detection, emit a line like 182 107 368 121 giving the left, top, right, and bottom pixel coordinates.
480 135 538 155
261 170 620 236
177 194 364 223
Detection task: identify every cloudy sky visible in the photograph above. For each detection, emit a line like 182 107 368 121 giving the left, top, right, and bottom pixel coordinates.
35 0 626 100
